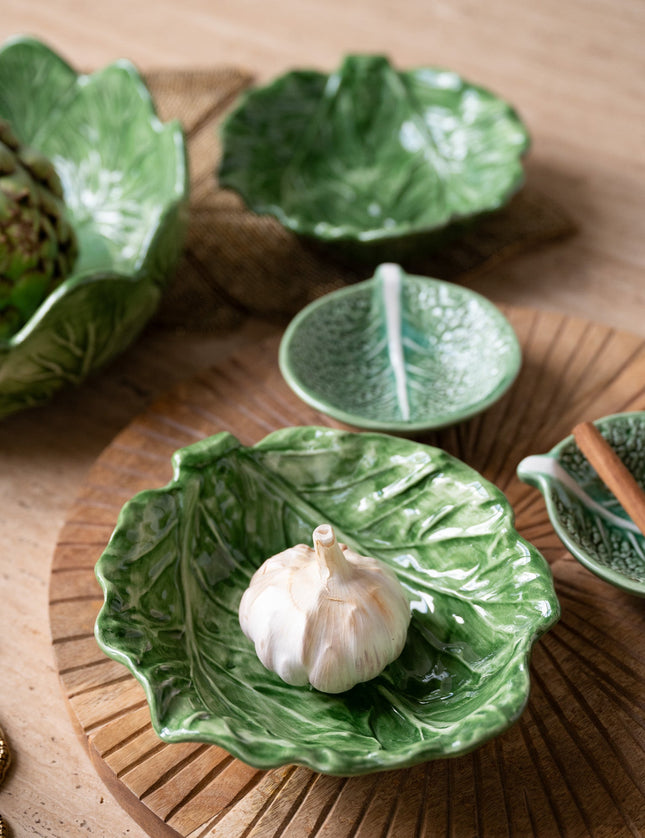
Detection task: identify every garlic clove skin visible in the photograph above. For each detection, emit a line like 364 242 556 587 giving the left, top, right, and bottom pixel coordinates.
239 524 411 694
238 543 316 688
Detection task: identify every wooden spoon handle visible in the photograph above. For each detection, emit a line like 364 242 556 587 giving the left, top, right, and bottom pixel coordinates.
573 421 645 536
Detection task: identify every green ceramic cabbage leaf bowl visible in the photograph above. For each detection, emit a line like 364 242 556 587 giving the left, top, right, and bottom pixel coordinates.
95 427 559 775
218 54 529 263
0 36 188 417
518 412 645 597
279 263 521 432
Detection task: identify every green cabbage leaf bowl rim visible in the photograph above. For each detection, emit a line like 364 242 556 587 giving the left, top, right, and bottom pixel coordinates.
95 426 559 776
0 35 188 417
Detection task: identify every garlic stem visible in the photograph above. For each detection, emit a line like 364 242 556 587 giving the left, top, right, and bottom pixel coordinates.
313 524 352 582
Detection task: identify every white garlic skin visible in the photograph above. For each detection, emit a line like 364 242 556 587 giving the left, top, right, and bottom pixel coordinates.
238 524 411 693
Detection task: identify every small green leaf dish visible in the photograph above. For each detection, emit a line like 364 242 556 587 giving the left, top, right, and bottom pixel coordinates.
0 36 188 417
518 412 645 597
95 426 559 775
279 263 521 432
218 54 529 263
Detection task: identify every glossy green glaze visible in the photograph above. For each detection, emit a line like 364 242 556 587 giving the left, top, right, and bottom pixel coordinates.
219 54 529 262
518 412 645 597
279 263 521 432
0 36 188 417
96 427 559 775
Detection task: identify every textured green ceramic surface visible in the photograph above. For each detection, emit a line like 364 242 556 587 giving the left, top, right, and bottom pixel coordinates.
219 54 529 261
279 263 521 432
518 412 645 597
0 36 188 417
95 427 559 775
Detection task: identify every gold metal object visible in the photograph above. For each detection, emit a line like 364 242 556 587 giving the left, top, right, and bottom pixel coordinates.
0 726 9 785
0 725 11 837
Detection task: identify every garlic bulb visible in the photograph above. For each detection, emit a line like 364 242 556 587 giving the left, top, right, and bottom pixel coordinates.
239 524 411 693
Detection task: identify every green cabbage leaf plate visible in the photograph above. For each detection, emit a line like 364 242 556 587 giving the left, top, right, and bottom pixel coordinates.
219 54 529 262
0 36 188 417
96 427 559 775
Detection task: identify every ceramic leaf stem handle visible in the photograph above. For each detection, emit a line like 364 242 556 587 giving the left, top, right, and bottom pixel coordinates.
573 421 645 537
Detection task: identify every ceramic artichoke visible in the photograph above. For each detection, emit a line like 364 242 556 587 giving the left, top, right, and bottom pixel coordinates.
0 118 77 338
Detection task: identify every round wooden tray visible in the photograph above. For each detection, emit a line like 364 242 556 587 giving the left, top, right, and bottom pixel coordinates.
49 305 645 837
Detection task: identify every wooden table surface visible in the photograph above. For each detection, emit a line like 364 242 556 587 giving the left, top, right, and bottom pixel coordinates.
0 1 644 835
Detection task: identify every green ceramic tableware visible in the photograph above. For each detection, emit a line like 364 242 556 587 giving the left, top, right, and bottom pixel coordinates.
0 36 188 417
219 54 529 262
518 412 645 597
96 426 559 775
279 263 521 432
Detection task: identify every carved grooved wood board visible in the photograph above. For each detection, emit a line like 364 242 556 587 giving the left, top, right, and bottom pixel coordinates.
50 305 645 837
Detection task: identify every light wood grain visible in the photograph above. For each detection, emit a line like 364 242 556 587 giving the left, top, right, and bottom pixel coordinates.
0 1 644 835
2 0 645 339
48 309 645 837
